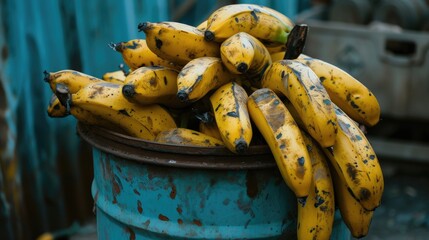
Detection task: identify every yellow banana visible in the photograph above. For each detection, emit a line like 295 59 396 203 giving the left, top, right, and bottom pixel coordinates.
297 132 335 240
110 39 180 71
270 51 285 62
196 20 207 31
297 54 381 126
70 81 177 140
323 105 383 211
247 88 311 198
220 32 272 77
155 128 224 147
330 161 374 238
138 21 220 66
47 94 69 118
204 4 294 45
102 70 126 84
210 82 252 154
44 70 102 94
122 66 187 109
176 57 236 103
261 60 338 147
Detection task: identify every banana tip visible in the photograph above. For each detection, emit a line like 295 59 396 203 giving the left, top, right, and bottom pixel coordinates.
235 141 248 154
108 42 123 52
138 22 150 32
122 84 136 97
43 70 50 82
237 63 248 73
176 91 189 102
204 31 215 41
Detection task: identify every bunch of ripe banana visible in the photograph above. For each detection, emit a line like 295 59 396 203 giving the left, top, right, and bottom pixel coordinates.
44 3 383 239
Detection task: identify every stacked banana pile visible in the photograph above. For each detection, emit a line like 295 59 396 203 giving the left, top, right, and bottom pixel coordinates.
45 4 383 239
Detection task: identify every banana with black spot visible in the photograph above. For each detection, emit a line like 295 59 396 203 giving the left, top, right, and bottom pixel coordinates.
155 128 224 147
102 70 126 84
297 54 381 127
323 105 383 211
44 69 102 94
70 81 177 140
138 21 220 66
47 94 69 118
297 131 335 240
210 82 252 154
220 32 272 79
109 39 180 71
247 88 312 198
122 66 187 109
261 60 338 147
204 4 294 45
176 57 236 103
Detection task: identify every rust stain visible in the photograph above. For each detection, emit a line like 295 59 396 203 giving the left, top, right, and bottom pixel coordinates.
193 219 203 226
169 177 177 199
112 196 118 204
177 219 183 224
158 214 169 221
176 206 183 214
133 189 141 195
246 171 259 199
124 226 136 240
137 200 143 214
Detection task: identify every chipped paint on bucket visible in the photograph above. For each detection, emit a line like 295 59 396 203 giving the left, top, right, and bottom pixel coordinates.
78 123 350 239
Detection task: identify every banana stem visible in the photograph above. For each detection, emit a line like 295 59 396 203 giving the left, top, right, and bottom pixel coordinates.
283 24 308 60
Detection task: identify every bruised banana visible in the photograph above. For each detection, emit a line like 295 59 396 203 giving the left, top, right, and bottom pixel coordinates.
102 70 126 84
44 69 101 94
204 4 293 45
220 32 272 77
195 112 222 141
297 132 335 240
297 54 380 126
155 128 224 147
261 60 338 147
323 105 383 211
210 82 252 154
109 39 180 71
247 88 311 198
138 21 220 66
122 66 187 109
330 161 374 238
47 94 69 118
176 57 236 103
71 81 177 140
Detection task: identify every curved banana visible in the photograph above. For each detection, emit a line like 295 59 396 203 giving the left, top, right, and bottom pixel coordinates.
155 128 224 147
261 60 338 147
102 70 126 84
71 81 177 140
138 21 220 66
331 161 374 238
220 32 272 77
297 54 381 126
176 57 236 103
297 132 335 240
109 39 180 71
47 94 69 118
247 88 312 198
196 20 207 31
323 105 383 211
122 66 187 109
204 4 294 45
210 82 252 154
44 70 102 94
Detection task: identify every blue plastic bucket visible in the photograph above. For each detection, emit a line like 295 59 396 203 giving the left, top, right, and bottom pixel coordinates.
77 123 350 239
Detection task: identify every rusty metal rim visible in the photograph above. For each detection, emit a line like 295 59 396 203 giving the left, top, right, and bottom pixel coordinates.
77 123 277 169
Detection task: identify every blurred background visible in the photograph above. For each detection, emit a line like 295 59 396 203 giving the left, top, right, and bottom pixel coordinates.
0 0 428 239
